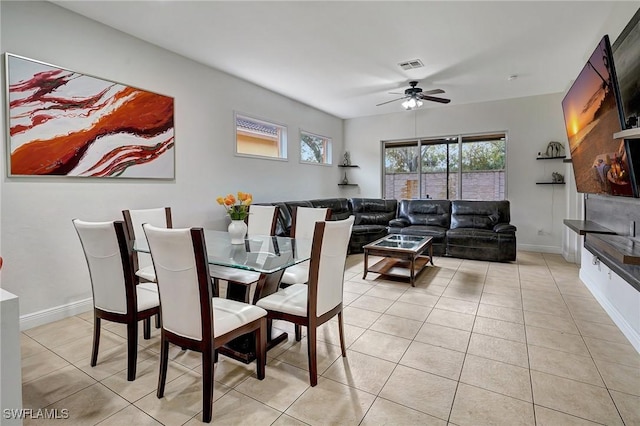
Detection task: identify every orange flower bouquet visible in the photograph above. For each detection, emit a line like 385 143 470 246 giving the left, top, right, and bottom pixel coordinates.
216 191 253 220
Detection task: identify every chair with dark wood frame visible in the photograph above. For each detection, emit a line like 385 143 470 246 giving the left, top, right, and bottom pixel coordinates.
73 219 160 382
143 224 267 423
122 207 173 284
256 216 354 386
281 206 332 286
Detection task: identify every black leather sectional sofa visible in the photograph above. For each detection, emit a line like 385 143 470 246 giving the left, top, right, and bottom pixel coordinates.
389 199 516 261
264 197 517 262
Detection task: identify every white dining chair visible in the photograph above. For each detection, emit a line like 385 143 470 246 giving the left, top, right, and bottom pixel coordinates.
73 219 160 381
122 207 172 283
280 206 331 287
256 216 354 386
209 204 279 302
143 224 267 423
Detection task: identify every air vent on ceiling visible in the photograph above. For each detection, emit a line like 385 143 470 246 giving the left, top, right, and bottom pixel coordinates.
398 59 424 70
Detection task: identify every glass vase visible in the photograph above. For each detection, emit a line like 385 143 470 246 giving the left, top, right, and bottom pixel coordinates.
228 220 247 244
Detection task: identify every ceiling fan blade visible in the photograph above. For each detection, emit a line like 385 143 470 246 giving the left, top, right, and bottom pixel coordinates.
422 89 445 95
376 95 409 106
418 94 451 104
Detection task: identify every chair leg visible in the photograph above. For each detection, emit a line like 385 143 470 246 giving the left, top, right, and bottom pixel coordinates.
143 317 151 340
337 311 347 357
295 324 302 342
307 325 318 386
91 316 101 367
155 313 161 329
212 278 220 298
157 335 169 398
202 348 214 423
255 319 266 380
126 322 138 381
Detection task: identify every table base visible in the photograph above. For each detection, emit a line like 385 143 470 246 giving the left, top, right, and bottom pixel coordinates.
215 269 287 364
218 329 288 364
366 256 431 286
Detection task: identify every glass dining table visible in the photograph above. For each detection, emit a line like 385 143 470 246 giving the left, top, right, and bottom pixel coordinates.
134 230 312 363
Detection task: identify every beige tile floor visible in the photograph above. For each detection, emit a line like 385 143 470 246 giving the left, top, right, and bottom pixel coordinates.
20 251 640 425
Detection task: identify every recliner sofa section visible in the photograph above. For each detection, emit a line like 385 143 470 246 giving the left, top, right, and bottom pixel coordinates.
388 199 451 256
447 200 516 262
348 198 398 254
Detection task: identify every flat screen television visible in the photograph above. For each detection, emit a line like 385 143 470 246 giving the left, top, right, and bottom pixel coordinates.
613 8 640 129
562 35 635 197
612 8 640 198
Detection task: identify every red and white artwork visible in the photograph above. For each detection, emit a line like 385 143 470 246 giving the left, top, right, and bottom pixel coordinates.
6 54 174 178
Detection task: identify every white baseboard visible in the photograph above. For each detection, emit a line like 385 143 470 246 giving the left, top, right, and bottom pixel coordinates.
20 298 93 331
562 248 577 264
518 243 562 254
580 269 640 353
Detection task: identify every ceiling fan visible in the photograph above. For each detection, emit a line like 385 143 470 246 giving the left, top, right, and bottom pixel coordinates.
376 81 450 110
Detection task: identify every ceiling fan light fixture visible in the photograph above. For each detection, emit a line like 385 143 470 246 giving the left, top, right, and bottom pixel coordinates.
402 96 423 110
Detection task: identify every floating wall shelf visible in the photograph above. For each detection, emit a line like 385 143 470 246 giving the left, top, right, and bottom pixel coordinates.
536 182 565 185
563 219 616 236
613 128 640 140
536 156 566 160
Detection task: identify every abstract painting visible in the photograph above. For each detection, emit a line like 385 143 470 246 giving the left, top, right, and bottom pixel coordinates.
5 54 174 178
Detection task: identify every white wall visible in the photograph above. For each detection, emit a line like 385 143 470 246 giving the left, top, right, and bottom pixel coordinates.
0 1 344 323
344 94 569 253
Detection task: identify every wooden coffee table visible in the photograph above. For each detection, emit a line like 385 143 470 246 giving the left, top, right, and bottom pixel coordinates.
363 234 433 286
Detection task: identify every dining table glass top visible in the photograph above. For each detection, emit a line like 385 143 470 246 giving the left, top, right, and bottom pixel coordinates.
134 230 312 274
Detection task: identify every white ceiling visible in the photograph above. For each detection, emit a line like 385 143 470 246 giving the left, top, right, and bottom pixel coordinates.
51 1 639 119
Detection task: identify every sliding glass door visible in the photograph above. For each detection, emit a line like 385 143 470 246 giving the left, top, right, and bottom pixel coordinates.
383 133 506 201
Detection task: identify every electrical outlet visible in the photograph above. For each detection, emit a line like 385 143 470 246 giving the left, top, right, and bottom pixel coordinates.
537 228 544 236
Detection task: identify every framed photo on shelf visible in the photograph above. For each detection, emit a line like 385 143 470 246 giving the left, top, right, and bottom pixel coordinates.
4 53 175 178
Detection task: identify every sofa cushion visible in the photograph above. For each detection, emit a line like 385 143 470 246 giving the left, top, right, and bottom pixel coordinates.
310 198 351 220
451 200 511 230
388 225 446 239
494 223 517 233
446 228 516 261
350 198 397 224
397 199 451 228
352 224 388 234
389 218 410 228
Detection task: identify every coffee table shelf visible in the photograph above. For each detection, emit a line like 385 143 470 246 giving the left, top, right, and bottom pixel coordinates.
366 256 431 281
363 234 433 286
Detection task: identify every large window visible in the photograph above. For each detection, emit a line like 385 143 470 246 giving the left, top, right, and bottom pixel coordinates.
383 133 506 200
235 113 287 160
300 130 332 165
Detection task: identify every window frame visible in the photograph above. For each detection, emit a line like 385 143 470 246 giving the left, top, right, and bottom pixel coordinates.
299 129 333 166
381 131 508 200
234 111 288 161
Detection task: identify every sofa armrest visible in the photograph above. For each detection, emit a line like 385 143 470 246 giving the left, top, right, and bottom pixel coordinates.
389 218 410 228
493 223 517 233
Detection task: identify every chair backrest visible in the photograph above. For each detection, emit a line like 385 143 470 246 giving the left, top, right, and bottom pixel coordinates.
291 207 331 239
143 224 212 342
73 219 135 315
247 205 279 236
122 207 172 272
308 216 354 318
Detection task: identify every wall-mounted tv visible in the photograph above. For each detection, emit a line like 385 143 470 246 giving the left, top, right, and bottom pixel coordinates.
613 8 640 129
561 35 635 197
612 8 640 199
